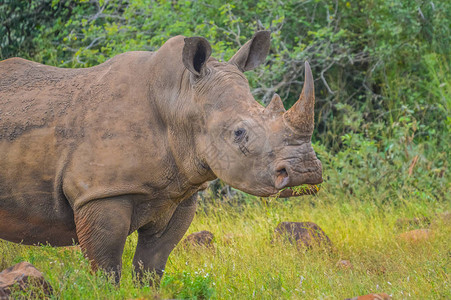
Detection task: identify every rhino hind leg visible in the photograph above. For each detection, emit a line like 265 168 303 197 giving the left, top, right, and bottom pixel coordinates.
74 196 133 284
132 193 198 285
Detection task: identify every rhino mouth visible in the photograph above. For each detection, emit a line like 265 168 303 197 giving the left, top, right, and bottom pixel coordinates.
272 185 321 198
274 161 323 190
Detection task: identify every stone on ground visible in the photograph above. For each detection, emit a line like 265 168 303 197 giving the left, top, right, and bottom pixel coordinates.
0 262 52 299
345 293 391 300
398 229 433 243
182 230 214 248
395 216 430 229
336 259 353 269
431 211 451 228
274 222 333 249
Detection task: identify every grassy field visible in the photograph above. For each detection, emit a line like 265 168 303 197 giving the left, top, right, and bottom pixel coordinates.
1 1 450 299
1 191 450 299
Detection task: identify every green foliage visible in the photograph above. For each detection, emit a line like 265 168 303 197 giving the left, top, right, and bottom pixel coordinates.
2 0 448 204
162 270 216 299
0 1 95 61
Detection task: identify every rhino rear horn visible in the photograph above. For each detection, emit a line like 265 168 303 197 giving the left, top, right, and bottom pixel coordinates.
229 31 270 72
183 37 212 76
264 93 286 115
283 61 315 133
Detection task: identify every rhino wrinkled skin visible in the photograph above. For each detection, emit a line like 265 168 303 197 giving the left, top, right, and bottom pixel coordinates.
0 32 322 283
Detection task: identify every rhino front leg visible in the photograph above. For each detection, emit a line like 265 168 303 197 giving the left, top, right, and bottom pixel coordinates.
133 193 197 284
74 197 133 284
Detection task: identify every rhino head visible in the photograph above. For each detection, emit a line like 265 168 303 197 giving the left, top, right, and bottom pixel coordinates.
181 31 322 197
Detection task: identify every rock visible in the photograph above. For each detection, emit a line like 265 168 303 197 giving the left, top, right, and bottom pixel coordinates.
182 231 214 248
273 222 333 249
395 216 430 229
0 262 52 299
128 297 165 300
365 264 387 275
336 259 353 269
431 211 451 228
398 229 433 243
438 211 451 223
345 293 391 300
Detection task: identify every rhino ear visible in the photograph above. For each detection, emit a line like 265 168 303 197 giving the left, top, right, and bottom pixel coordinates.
229 31 270 72
182 37 212 77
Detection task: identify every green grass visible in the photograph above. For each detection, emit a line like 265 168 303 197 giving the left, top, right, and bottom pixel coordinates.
1 192 450 299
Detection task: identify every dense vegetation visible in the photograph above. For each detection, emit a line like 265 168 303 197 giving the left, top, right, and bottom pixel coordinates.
1 0 450 298
1 0 449 201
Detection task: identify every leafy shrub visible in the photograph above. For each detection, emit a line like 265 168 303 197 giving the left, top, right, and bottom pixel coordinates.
162 270 216 299
1 0 449 203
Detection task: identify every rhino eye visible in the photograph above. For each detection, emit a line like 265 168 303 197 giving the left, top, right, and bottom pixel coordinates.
234 128 246 142
235 128 245 136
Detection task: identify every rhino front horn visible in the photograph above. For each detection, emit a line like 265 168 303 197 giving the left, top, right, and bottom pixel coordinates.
283 61 315 133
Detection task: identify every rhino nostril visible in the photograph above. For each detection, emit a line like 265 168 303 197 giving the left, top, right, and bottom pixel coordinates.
277 168 287 176
275 168 290 190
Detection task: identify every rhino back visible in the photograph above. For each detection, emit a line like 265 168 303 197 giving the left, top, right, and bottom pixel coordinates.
0 53 163 244
0 58 90 140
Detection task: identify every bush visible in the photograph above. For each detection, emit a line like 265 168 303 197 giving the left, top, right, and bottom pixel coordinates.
1 0 449 202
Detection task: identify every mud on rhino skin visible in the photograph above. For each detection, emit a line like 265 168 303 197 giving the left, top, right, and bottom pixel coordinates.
0 31 322 284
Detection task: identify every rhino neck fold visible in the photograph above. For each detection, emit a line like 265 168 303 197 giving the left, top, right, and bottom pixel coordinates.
146 36 216 188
